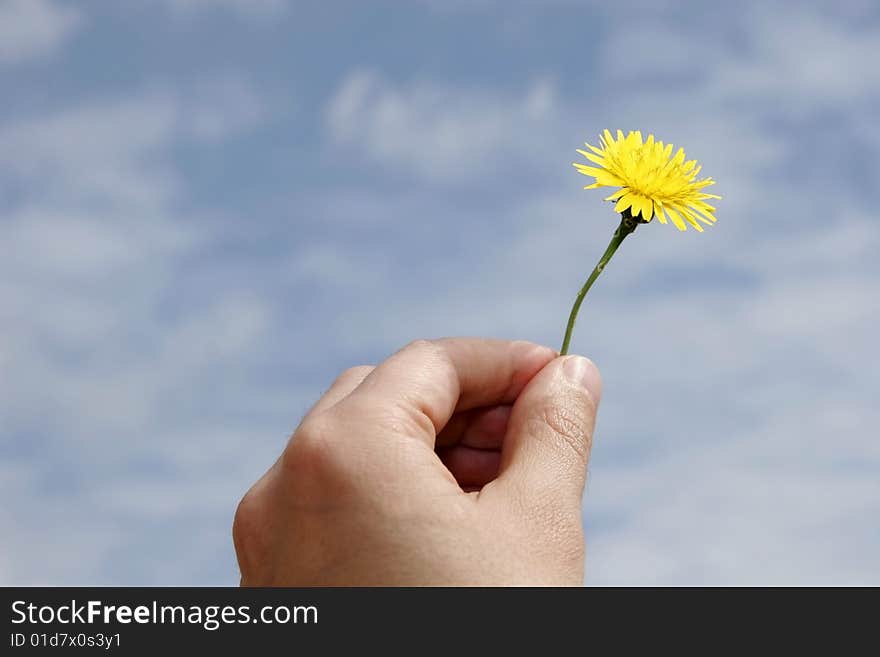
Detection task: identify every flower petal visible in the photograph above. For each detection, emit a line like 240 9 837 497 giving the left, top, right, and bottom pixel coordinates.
603 188 628 201
654 203 668 224
665 206 688 231
614 192 636 214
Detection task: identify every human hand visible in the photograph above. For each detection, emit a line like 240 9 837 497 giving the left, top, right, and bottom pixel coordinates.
233 338 602 586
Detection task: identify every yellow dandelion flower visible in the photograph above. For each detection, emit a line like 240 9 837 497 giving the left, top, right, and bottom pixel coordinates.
573 129 720 232
559 129 721 355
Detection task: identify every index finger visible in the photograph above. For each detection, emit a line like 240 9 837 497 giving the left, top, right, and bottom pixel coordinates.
334 338 556 447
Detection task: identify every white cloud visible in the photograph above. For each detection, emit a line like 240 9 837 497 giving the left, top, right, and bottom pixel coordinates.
0 78 284 584
184 75 269 141
0 0 83 65
587 461 880 585
714 10 880 107
0 83 274 431
326 71 561 182
597 5 880 111
0 80 269 208
0 94 179 209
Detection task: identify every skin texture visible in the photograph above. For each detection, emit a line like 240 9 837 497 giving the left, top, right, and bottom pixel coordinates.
233 338 602 586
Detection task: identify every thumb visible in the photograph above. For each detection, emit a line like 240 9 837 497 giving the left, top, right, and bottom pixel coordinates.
491 355 602 509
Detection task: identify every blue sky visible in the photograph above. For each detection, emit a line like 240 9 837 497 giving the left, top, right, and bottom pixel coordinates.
1 0 879 585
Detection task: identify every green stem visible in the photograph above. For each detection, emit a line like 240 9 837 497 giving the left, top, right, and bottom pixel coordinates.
559 213 638 355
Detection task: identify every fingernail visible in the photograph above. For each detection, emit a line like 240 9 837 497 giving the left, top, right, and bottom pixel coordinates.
562 356 602 401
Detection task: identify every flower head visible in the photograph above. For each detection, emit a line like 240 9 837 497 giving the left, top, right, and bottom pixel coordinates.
573 129 720 232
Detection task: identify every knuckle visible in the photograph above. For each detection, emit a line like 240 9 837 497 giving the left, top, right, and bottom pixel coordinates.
394 399 439 440
282 416 337 475
405 338 435 350
231 489 254 548
403 338 446 363
404 339 457 377
345 393 436 445
337 365 373 384
232 485 267 577
537 401 591 463
403 339 456 381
